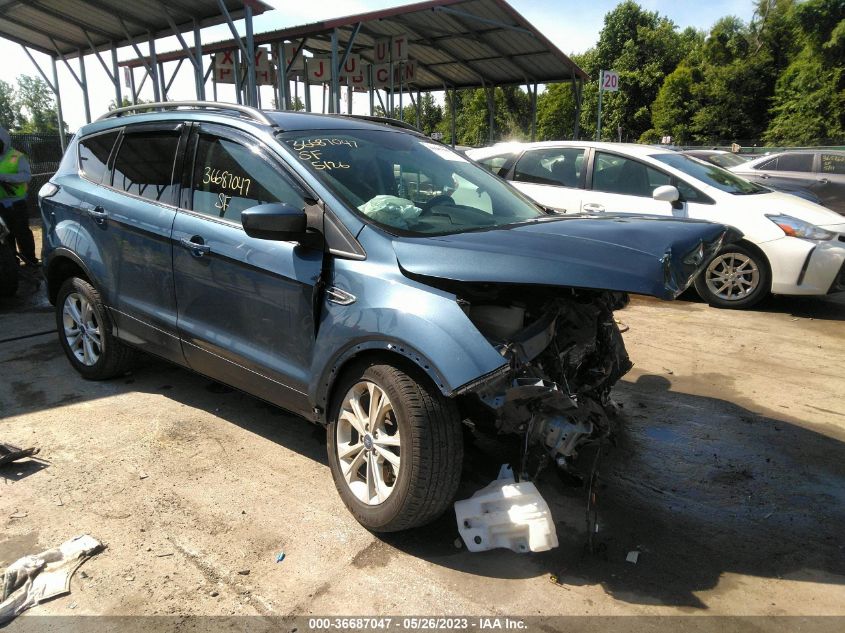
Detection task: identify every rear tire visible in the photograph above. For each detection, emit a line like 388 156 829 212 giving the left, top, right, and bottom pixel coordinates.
694 244 770 309
327 362 463 532
56 277 136 379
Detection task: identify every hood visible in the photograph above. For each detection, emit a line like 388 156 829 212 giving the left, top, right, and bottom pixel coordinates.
734 190 844 228
394 215 739 300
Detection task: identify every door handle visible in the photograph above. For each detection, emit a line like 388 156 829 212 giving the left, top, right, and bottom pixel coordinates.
759 174 770 179
87 206 108 225
582 203 605 212
180 236 211 257
818 178 830 185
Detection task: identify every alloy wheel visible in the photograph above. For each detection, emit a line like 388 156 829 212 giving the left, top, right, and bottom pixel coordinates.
62 292 102 366
705 252 760 301
336 381 401 505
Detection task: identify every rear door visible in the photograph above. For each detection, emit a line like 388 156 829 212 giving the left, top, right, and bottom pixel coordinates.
582 150 677 216
172 123 323 416
77 123 186 363
509 147 585 212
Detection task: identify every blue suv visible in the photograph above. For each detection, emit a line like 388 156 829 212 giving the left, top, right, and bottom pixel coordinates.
40 102 733 532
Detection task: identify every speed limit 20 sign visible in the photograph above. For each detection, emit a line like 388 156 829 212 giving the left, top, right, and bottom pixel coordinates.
601 70 619 92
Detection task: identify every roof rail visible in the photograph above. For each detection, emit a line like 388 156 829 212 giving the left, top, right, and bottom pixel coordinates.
341 114 421 133
97 101 274 126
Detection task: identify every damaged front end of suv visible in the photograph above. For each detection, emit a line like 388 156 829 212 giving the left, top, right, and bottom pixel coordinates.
395 216 739 483
458 288 631 481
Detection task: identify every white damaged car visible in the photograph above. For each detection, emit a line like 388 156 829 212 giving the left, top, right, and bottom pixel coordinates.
468 142 845 308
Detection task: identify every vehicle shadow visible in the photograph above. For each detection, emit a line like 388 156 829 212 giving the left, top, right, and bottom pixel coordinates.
676 286 845 322
380 373 845 608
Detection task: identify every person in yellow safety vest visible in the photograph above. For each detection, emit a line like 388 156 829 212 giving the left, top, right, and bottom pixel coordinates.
0 126 37 267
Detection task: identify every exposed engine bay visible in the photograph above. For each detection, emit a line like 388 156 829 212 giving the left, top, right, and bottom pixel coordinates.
453 284 632 483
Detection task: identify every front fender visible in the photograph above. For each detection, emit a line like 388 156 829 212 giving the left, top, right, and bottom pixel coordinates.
309 255 508 416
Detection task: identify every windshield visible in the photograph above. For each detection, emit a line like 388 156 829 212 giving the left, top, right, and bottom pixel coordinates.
279 129 546 235
653 153 767 195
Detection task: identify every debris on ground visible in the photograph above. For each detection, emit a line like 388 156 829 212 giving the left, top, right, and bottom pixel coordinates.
275 552 285 563
626 550 640 564
454 464 558 553
0 443 39 467
0 534 102 625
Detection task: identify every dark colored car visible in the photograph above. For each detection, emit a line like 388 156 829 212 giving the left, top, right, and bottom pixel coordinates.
730 150 845 214
39 102 734 532
682 150 822 205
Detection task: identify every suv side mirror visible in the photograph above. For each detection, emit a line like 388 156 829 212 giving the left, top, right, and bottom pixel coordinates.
241 203 307 241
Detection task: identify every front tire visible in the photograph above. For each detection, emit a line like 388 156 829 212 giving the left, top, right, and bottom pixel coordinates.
56 277 135 379
694 244 770 309
327 362 463 532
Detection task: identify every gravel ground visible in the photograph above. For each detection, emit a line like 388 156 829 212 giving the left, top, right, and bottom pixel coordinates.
1 238 844 624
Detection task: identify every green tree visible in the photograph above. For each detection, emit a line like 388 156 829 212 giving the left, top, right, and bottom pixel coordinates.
400 92 443 135
16 75 64 133
585 1 692 142
0 79 21 131
764 0 845 144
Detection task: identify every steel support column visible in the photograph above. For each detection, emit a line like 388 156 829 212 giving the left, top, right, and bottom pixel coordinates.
78 49 90 123
149 35 161 102
572 77 582 140
50 55 66 151
329 29 339 114
303 58 311 112
450 88 456 148
276 42 288 110
130 68 138 104
111 45 122 107
194 20 205 100
485 85 495 144
244 3 257 106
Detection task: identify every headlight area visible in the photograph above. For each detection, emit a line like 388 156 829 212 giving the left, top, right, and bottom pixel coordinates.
767 214 836 241
451 284 632 485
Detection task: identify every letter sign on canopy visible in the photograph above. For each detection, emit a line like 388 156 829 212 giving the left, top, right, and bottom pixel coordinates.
215 47 274 85
372 35 409 63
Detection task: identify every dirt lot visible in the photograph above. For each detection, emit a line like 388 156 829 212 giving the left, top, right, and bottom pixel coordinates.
2 244 845 624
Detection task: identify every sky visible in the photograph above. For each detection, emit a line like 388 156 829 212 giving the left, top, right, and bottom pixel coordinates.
0 0 756 132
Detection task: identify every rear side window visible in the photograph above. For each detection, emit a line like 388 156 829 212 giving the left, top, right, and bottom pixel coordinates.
190 134 304 224
78 131 118 184
514 148 584 187
767 153 814 172
111 131 180 203
821 154 845 175
592 152 669 197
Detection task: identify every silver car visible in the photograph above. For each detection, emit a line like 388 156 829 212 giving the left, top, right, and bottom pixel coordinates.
731 150 845 215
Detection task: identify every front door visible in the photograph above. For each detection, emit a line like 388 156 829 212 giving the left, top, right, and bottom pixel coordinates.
583 151 681 217
172 124 323 417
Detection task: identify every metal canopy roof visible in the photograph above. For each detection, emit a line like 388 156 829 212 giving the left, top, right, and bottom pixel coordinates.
0 0 271 58
119 0 588 89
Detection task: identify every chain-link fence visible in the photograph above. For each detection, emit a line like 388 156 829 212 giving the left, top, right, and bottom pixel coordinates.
9 132 64 218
